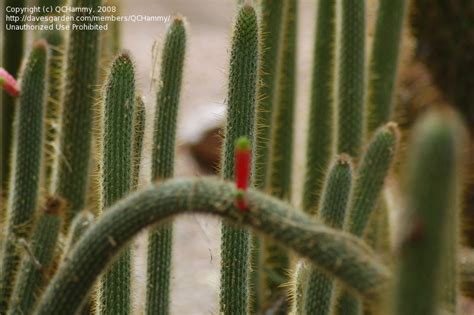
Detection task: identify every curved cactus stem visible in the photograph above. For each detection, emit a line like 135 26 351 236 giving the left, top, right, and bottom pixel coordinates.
97 53 136 315
220 4 259 314
8 197 65 314
394 109 465 315
146 17 186 315
35 177 390 315
0 41 48 313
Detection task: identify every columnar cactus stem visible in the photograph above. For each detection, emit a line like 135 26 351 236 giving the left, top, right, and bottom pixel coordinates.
302 0 337 214
334 123 399 315
52 0 102 229
8 197 65 315
1 0 25 192
35 178 391 315
254 0 284 190
394 109 465 315
366 0 406 134
146 17 186 315
261 0 297 307
39 27 65 192
0 41 47 313
337 0 366 158
304 155 353 315
220 5 259 314
98 53 136 315
131 96 146 190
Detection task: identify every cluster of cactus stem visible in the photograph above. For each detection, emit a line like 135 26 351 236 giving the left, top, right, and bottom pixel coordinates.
0 0 470 314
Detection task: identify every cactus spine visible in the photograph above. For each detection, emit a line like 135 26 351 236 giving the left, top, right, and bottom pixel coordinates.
366 0 406 134
8 197 64 314
302 0 337 214
261 0 297 307
52 0 102 228
304 155 353 315
98 53 136 315
146 17 186 315
220 5 259 314
35 178 390 315
337 0 366 158
0 41 47 313
394 109 464 315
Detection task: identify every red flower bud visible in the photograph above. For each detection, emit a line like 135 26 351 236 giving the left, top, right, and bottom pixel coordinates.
234 136 251 211
0 67 20 97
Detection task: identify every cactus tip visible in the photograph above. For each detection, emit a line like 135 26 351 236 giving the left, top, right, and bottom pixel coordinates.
336 153 352 165
235 136 251 151
43 196 67 216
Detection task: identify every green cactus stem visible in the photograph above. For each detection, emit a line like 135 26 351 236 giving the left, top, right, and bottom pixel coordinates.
304 155 353 315
63 211 95 255
394 109 465 315
254 0 284 190
1 0 25 193
0 41 47 313
146 17 186 315
366 0 406 134
261 0 297 307
35 177 390 315
39 26 65 192
337 0 366 158
8 197 65 315
347 122 399 237
302 0 337 214
52 0 102 229
131 96 145 190
98 53 136 315
220 4 259 314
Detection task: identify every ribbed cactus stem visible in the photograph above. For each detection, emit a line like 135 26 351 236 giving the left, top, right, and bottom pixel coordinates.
254 0 284 190
53 0 102 229
394 109 465 315
131 96 145 190
40 26 65 192
302 0 336 214
261 0 297 307
8 197 65 314
337 0 366 158
366 0 406 134
1 0 25 191
0 41 47 313
63 211 95 255
35 178 390 315
334 123 399 315
98 53 136 315
220 5 259 314
304 155 353 315
346 122 399 237
146 17 186 315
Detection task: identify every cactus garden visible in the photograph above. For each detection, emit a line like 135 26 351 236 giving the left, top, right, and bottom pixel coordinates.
0 0 473 314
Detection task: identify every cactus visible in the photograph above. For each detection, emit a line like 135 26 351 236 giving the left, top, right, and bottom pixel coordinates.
8 197 65 315
302 0 337 214
260 0 297 307
1 0 25 192
303 155 353 315
366 0 406 134
220 4 259 314
63 211 95 255
52 0 102 228
146 17 186 315
98 53 136 315
35 177 390 315
394 109 465 315
0 41 47 313
337 0 366 158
